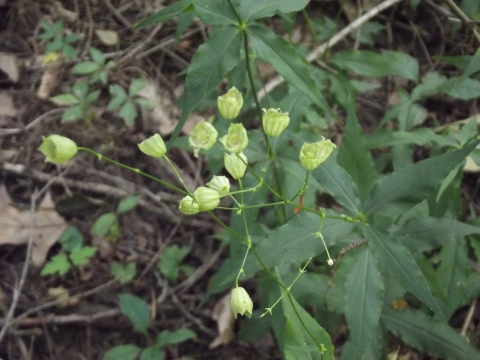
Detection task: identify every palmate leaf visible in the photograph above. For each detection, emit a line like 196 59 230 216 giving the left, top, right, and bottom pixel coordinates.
382 309 480 360
363 224 445 321
282 295 334 360
167 26 242 148
344 247 384 360
337 98 377 205
364 140 480 217
249 24 337 122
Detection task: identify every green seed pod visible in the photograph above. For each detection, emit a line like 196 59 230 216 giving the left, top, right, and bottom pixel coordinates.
219 123 248 154
38 135 78 164
138 134 166 158
262 108 290 137
206 175 230 197
299 139 336 170
217 86 243 120
178 195 199 215
230 287 253 319
189 119 218 157
194 186 220 211
224 152 247 180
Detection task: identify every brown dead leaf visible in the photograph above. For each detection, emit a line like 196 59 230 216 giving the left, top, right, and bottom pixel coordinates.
209 292 235 348
54 1 78 23
138 81 177 135
0 186 68 266
37 63 63 100
0 52 20 83
95 29 119 46
0 91 18 117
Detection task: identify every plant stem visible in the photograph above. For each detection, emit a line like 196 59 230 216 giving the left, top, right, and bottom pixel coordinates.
77 147 188 195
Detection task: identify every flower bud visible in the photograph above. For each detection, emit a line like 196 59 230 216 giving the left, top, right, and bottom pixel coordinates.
189 119 218 157
217 86 243 120
206 175 230 197
138 134 166 158
194 186 220 211
219 123 248 154
38 135 78 164
230 287 253 319
224 152 247 180
178 195 199 215
299 139 336 170
262 108 290 137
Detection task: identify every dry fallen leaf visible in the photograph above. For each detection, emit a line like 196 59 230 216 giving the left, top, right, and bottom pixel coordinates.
0 52 20 83
138 81 177 135
37 63 63 100
0 91 18 117
209 292 235 348
0 186 68 266
95 29 119 46
54 1 78 23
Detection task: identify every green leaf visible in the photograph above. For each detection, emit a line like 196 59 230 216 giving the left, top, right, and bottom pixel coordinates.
282 294 334 360
119 293 151 333
331 49 418 80
243 212 355 278
89 47 105 64
381 49 419 81
344 247 384 360
156 328 196 347
193 0 237 25
140 347 163 360
59 226 84 252
364 140 480 217
50 94 80 106
135 0 193 29
119 101 138 126
86 89 101 103
129 78 147 97
70 246 97 266
103 345 141 360
442 76 480 100
167 26 242 148
64 34 82 44
46 38 63 52
411 72 447 101
394 217 480 253
461 47 480 79
240 0 309 21
110 261 136 284
62 43 78 58
157 245 190 282
436 239 470 318
337 98 377 205
72 82 89 100
92 213 118 237
108 87 128 109
363 224 445 321
117 195 140 213
382 309 480 360
71 61 101 75
61 105 84 123
249 24 337 121
41 254 71 276
367 128 457 149
312 158 362 215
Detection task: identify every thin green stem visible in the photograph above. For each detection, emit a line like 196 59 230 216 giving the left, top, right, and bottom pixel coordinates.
290 171 311 202
164 155 192 195
302 8 319 45
77 147 188 195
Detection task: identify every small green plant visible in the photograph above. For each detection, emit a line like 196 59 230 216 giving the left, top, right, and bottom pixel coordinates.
108 78 154 126
110 261 137 284
157 245 194 282
91 195 140 242
103 293 196 360
50 81 101 123
41 226 97 276
38 20 82 58
71 47 115 85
